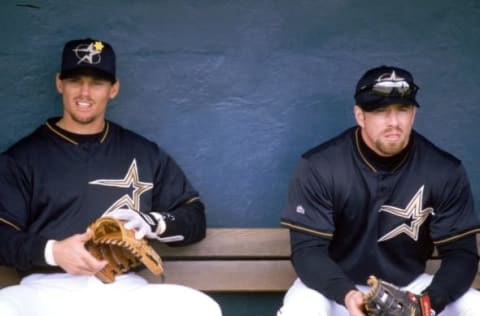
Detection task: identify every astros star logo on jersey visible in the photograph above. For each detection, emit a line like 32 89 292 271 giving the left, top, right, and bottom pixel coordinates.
378 185 434 242
89 159 153 214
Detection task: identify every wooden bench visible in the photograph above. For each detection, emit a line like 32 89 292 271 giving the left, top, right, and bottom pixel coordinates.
1 228 479 290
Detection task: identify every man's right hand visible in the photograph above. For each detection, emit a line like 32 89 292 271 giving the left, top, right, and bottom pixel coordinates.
52 230 108 276
345 290 367 316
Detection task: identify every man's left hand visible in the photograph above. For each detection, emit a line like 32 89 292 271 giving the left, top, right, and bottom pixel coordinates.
106 208 162 239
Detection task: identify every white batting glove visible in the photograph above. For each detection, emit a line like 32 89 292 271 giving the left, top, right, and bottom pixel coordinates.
106 208 166 240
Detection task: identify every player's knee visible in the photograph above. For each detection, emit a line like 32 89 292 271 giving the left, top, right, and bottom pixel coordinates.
279 279 340 316
277 305 332 316
203 300 222 316
442 288 480 315
0 301 21 316
191 291 222 316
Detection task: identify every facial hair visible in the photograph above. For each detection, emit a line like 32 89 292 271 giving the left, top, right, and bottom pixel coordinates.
69 112 98 125
374 128 408 157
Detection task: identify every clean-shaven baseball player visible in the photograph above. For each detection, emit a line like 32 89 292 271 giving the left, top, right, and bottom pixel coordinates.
0 38 221 316
278 66 480 315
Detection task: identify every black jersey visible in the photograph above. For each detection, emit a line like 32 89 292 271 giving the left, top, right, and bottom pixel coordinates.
281 127 480 285
0 118 205 270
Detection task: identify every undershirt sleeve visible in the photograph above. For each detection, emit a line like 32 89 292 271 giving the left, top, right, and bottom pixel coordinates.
158 199 206 245
290 229 356 305
426 234 479 313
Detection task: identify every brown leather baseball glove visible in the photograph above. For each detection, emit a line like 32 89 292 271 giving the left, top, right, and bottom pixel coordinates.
85 216 163 283
363 275 434 316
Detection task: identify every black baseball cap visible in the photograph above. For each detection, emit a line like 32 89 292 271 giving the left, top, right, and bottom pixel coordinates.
59 38 116 83
354 65 419 111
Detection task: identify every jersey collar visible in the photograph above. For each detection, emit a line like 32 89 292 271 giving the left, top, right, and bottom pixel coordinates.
46 117 110 145
354 127 411 173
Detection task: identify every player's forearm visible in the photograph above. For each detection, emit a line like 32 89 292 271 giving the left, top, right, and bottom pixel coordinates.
157 199 206 246
290 230 356 305
426 234 479 313
0 222 49 270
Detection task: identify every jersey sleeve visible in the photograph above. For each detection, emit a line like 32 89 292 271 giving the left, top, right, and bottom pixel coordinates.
429 163 480 243
280 156 335 238
0 154 49 269
290 229 356 305
0 154 30 231
151 147 206 245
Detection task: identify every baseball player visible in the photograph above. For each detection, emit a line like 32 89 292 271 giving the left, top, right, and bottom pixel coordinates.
0 38 221 316
278 66 480 315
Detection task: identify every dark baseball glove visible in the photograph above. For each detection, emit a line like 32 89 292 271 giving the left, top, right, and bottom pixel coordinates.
363 275 434 316
85 216 164 283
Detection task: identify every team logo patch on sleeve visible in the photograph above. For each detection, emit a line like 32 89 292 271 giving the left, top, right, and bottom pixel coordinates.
296 205 306 215
378 185 434 242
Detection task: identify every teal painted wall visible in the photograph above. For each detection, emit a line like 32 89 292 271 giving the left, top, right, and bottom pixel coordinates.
1 1 479 314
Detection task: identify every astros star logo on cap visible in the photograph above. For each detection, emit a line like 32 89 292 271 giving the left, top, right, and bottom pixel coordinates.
73 41 105 65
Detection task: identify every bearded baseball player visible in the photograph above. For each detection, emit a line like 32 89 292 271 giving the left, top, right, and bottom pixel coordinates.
278 66 480 315
0 38 221 316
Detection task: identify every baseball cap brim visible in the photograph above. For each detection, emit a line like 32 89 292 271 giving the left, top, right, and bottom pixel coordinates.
59 67 116 83
358 95 419 111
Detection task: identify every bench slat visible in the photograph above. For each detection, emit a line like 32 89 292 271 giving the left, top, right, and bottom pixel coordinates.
139 260 296 292
154 228 290 258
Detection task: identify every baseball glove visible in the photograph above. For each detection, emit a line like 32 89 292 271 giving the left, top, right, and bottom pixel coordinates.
85 216 164 283
363 275 434 316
